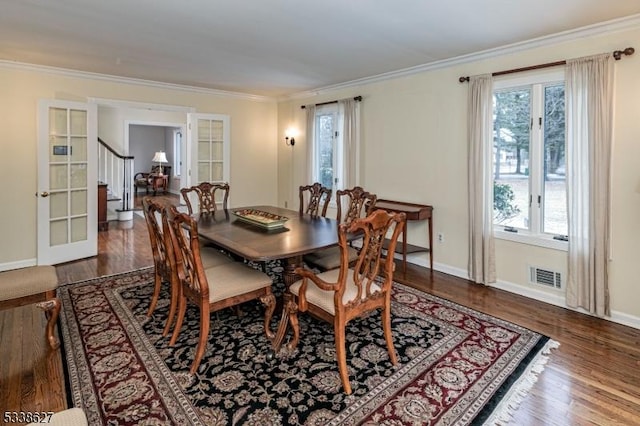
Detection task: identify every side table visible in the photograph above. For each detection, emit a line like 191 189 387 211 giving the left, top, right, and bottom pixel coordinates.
372 199 433 278
150 174 168 195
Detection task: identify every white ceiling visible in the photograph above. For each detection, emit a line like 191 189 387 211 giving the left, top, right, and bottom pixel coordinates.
2 1 640 97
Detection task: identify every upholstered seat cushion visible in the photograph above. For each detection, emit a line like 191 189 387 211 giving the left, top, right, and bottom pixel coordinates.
0 265 58 301
28 408 88 426
289 268 381 315
204 262 272 303
303 246 358 271
200 247 234 269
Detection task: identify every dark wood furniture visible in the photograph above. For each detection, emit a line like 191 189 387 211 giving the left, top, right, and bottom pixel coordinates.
134 165 171 195
303 186 377 271
299 182 332 218
371 199 433 277
181 182 230 214
195 205 358 353
290 209 406 394
98 182 108 231
166 205 275 374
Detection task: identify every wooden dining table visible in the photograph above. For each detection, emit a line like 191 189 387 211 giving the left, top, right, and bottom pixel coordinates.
194 205 354 355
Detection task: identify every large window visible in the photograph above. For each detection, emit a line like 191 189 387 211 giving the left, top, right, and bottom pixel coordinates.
493 72 567 241
313 104 343 191
173 129 182 177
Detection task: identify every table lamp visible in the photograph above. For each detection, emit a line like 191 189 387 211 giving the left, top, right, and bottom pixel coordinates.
152 151 168 175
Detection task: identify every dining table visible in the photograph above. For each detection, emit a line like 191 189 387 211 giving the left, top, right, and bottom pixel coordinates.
194 205 355 356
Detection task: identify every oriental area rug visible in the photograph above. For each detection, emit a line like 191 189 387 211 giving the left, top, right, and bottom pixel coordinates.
57 264 558 425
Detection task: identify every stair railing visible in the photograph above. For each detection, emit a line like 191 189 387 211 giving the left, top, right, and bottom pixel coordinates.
97 137 135 212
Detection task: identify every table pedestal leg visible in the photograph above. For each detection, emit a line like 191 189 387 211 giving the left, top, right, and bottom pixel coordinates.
266 256 301 357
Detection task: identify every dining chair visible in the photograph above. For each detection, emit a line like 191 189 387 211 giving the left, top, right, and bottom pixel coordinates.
299 182 332 218
290 209 406 394
165 205 276 374
180 182 230 215
303 186 377 270
142 197 234 337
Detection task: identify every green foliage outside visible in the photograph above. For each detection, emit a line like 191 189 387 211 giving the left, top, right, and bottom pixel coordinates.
494 182 520 222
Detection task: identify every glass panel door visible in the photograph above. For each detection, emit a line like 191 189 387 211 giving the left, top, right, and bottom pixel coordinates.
38 100 97 264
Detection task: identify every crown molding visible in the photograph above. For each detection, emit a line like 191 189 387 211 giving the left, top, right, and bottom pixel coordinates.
285 13 640 101
0 60 275 103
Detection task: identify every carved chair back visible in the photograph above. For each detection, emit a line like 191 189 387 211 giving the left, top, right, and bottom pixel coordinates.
166 205 209 302
299 182 332 217
337 209 405 309
335 186 377 225
181 182 230 215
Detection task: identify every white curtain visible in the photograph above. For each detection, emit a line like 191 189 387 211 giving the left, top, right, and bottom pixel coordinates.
339 99 361 188
304 104 316 185
467 74 496 284
566 53 614 316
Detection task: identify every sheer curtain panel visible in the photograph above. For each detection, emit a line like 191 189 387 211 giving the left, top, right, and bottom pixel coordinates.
467 74 496 284
566 53 614 316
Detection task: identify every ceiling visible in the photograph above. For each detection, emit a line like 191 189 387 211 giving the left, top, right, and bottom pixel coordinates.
2 1 640 98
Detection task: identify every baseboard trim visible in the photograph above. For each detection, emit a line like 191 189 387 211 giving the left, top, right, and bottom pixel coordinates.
405 253 640 330
0 258 38 272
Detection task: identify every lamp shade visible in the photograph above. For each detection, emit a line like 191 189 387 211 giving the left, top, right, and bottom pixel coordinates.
152 151 168 163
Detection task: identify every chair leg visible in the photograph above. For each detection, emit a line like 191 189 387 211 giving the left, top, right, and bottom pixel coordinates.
163 279 179 337
334 320 352 395
36 297 61 350
169 295 187 346
382 305 398 365
147 271 162 317
190 304 210 374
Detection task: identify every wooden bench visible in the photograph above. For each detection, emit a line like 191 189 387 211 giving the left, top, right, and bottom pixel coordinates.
0 265 60 349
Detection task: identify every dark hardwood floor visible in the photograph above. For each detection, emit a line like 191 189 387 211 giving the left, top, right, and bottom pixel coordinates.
1 193 639 425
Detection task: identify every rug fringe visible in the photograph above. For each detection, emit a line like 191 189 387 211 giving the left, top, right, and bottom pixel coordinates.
483 339 560 425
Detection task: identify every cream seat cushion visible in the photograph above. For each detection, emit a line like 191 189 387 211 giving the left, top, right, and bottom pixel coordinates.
200 247 234 269
204 262 272 303
303 246 358 271
289 268 381 315
28 408 88 426
0 265 58 301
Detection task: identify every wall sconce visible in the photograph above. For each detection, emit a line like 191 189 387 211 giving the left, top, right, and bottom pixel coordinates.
285 128 296 146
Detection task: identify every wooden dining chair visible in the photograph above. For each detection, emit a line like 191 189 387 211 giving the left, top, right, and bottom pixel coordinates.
299 182 332 218
181 182 230 215
165 205 276 374
142 197 234 336
303 186 377 270
290 209 406 394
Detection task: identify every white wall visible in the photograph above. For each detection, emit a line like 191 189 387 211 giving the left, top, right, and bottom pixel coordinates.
277 26 640 326
0 65 278 267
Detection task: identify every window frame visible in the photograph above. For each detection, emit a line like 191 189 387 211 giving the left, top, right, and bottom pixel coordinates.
312 104 344 207
492 69 568 251
173 128 182 177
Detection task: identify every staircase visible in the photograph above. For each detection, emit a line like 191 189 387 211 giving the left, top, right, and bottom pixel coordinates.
98 138 135 221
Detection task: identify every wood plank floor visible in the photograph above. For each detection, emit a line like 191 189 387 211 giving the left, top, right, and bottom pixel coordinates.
1 193 639 425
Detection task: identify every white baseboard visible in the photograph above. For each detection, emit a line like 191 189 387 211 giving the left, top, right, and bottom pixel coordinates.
0 258 38 272
405 253 640 330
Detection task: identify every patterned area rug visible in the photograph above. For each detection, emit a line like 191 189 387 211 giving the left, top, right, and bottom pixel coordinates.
58 264 558 425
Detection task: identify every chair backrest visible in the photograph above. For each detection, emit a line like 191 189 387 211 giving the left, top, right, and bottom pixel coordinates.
299 182 332 217
181 182 230 215
166 205 210 300
336 209 406 306
335 186 377 225
142 197 170 276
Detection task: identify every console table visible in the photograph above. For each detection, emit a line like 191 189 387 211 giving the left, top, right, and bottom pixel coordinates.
372 199 433 277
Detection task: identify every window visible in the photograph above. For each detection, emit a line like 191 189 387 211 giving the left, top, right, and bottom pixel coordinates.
173 129 182 177
493 71 567 244
312 104 344 191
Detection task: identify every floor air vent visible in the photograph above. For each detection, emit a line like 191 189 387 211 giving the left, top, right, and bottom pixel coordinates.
529 266 562 289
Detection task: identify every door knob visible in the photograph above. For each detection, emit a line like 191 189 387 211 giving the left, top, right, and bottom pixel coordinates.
40 191 50 198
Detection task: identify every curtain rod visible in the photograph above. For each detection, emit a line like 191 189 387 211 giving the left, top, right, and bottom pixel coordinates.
458 47 634 83
301 95 362 109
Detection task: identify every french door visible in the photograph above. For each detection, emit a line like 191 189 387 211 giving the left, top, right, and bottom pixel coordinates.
37 100 97 264
185 113 230 207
